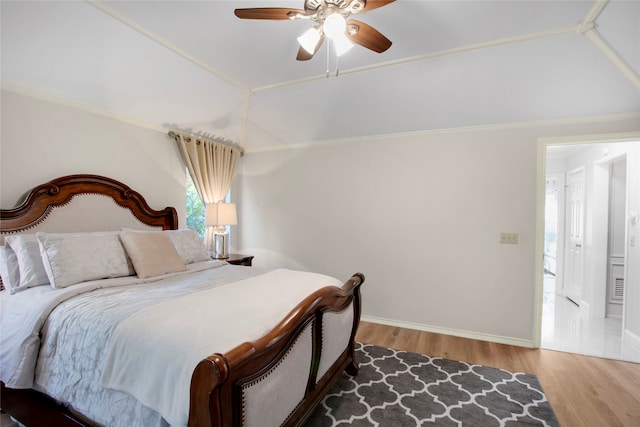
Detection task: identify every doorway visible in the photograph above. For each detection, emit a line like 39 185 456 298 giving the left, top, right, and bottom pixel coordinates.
539 138 640 363
543 174 564 295
605 158 626 318
564 167 585 306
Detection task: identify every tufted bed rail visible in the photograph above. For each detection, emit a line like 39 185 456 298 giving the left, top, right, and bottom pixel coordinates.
190 273 364 427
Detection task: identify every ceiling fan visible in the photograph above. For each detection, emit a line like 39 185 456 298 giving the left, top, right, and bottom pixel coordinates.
234 0 395 61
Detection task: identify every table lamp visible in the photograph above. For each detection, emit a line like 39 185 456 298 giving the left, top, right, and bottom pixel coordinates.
205 202 237 259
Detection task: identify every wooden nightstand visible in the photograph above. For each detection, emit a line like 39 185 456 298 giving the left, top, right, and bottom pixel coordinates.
224 254 254 266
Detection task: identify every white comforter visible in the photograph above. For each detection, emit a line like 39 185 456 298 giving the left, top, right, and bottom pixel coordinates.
0 261 342 426
0 260 227 389
101 268 341 426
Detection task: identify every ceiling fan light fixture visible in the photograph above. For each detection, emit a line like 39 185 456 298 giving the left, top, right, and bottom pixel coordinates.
322 13 347 40
234 0 396 61
332 33 354 56
322 12 353 56
297 27 322 54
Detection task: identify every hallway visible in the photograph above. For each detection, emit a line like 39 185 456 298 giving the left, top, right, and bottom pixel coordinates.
541 275 640 363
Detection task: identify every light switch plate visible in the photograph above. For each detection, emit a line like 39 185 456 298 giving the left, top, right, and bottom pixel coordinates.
500 232 518 244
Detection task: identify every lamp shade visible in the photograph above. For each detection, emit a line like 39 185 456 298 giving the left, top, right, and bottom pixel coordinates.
297 27 322 54
331 33 354 56
205 203 237 226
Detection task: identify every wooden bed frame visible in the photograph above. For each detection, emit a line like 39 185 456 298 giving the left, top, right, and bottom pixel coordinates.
0 174 364 427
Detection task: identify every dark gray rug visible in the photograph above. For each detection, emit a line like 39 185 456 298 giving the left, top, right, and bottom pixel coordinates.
307 342 560 426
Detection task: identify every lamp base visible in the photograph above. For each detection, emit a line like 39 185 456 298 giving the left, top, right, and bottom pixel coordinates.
212 232 229 259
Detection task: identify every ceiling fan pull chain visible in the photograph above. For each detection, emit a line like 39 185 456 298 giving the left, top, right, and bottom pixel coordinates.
326 40 331 78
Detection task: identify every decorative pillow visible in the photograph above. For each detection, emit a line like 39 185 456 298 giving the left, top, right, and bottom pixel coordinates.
120 231 187 279
4 234 50 292
121 228 209 264
0 244 22 293
166 229 209 264
37 232 135 289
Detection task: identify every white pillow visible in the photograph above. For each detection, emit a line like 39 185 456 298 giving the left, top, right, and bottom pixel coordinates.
121 228 209 264
0 244 22 293
166 229 209 264
37 232 135 289
4 234 50 292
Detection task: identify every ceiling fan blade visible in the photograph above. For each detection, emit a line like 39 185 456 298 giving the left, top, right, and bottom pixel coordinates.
346 20 392 53
361 0 396 13
234 8 305 20
296 35 326 61
296 47 314 61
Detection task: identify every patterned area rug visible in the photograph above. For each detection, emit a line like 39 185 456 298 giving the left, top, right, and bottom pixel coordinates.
307 343 559 426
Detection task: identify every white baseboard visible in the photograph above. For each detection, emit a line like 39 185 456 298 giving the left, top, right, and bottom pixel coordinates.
360 315 535 348
623 329 640 354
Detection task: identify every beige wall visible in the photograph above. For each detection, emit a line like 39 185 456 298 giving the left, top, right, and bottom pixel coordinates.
3 87 638 347
0 90 187 224
236 119 640 346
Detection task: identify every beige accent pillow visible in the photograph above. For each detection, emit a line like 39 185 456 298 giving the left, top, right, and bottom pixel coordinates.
120 231 187 279
121 228 208 264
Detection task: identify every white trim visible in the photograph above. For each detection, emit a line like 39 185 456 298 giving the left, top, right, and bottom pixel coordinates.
252 24 582 93
1 79 167 133
582 0 609 25
361 315 535 349
533 139 547 348
86 0 249 93
3 79 638 155
247 113 640 154
585 29 640 91
239 94 252 149
580 300 591 317
624 329 640 354
540 132 640 146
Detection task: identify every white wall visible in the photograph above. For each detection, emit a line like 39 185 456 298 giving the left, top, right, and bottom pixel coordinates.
0 90 187 223
610 160 627 257
237 120 640 345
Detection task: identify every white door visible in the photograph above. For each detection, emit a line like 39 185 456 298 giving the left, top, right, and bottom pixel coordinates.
564 168 585 305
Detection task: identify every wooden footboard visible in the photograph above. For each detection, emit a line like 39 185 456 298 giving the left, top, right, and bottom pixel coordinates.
188 272 365 427
0 272 364 427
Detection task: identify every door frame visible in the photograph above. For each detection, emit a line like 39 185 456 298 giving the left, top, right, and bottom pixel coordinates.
544 172 566 294
533 131 640 348
592 153 628 319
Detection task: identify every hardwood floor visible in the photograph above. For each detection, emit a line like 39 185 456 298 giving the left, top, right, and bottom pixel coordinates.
355 321 640 427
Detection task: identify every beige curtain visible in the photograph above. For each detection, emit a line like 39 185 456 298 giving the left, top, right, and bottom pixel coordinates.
174 133 240 204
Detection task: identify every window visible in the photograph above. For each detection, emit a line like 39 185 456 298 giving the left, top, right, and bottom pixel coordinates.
185 171 232 242
186 172 206 239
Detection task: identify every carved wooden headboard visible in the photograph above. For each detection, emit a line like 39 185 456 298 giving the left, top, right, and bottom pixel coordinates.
0 174 179 290
0 174 178 238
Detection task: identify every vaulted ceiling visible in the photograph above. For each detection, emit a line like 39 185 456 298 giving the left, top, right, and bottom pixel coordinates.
1 1 639 152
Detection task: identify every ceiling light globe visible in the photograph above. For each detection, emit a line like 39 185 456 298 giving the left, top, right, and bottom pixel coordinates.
323 13 346 40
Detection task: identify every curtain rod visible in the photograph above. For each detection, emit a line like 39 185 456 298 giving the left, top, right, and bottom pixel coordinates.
168 131 244 156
